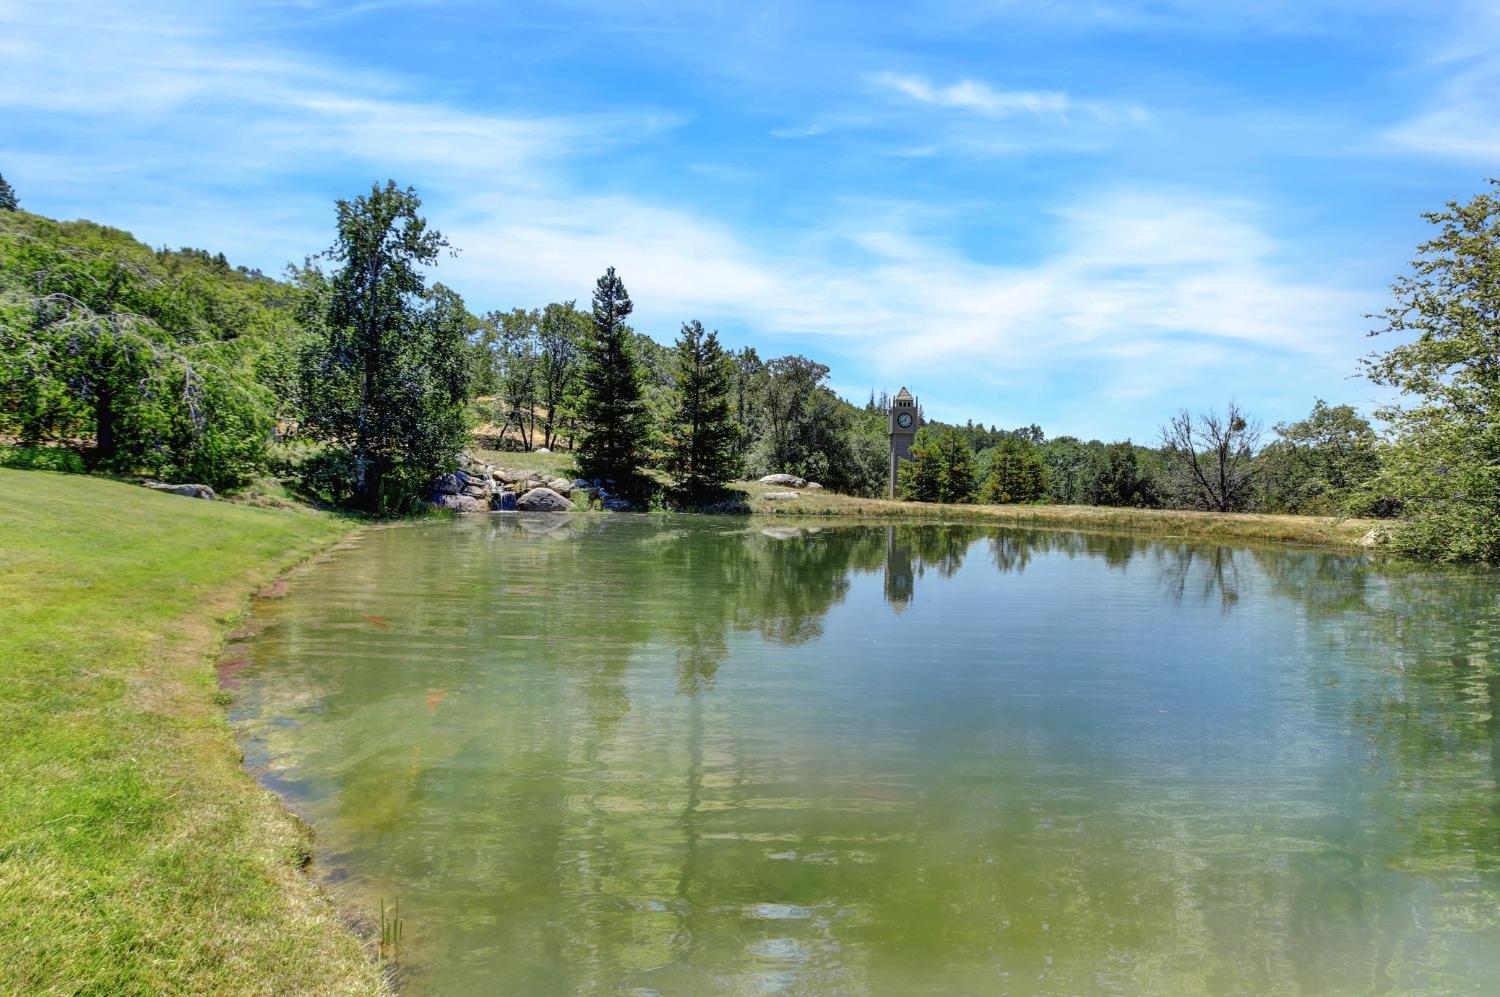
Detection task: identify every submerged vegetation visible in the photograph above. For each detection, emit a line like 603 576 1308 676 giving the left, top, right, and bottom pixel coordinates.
1 173 1498 559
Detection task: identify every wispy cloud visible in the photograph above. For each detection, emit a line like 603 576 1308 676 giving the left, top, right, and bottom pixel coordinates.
872 72 1149 124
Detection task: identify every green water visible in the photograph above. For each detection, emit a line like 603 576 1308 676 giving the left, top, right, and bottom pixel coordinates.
232 517 1500 995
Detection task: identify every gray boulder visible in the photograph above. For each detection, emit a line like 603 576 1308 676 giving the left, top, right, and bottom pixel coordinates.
517 487 573 512
805 481 824 490
142 480 216 500
432 473 463 496
546 476 574 495
759 473 808 488
430 493 487 513
602 498 633 512
764 491 800 501
491 491 518 512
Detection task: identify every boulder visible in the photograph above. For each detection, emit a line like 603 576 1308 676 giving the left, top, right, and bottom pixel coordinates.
432 473 463 496
491 491 518 512
764 491 800 501
759 473 807 488
517 487 573 512
430 493 487 513
534 447 551 454
546 476 574 495
461 483 489 499
572 479 590 490
142 480 216 500
806 482 824 490
496 468 528 484
1360 526 1391 549
603 497 633 512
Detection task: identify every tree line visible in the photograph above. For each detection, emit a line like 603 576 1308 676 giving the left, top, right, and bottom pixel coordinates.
1 173 1497 560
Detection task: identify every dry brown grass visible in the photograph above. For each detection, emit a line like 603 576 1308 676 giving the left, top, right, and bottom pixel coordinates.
740 482 1376 548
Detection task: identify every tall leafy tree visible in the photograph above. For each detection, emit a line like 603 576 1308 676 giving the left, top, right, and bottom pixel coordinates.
1258 399 1380 514
665 320 739 497
537 300 589 449
1364 180 1500 560
979 437 1048 503
901 426 977 503
490 307 540 449
575 266 647 480
298 180 471 512
0 173 17 212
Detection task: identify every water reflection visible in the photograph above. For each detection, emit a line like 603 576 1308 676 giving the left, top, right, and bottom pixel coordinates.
234 517 1500 995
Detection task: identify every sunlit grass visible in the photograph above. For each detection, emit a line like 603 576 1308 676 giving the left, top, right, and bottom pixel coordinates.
0 468 385 994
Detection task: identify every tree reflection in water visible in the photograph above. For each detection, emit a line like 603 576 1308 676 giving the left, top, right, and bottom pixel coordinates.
234 516 1500 994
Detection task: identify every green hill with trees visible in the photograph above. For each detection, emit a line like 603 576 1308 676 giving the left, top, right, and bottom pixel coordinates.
3 176 1499 561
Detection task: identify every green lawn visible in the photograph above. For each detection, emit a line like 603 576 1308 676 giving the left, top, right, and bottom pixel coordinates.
0 469 385 995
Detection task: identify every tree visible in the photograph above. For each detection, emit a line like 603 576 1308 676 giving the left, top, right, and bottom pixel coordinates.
298 180 471 513
900 426 977 503
1159 401 1262 512
490 307 540 449
0 173 16 211
1258 399 1380 514
665 320 739 497
979 436 1048 504
1364 181 1500 561
1039 436 1099 504
575 266 648 481
536 300 588 449
1082 441 1160 508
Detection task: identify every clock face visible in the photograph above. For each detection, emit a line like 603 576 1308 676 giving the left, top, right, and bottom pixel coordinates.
896 412 914 429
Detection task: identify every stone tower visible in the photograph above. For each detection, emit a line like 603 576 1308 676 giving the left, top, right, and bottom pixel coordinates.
888 387 919 498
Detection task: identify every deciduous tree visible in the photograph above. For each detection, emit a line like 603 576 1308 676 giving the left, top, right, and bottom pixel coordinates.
1159 401 1262 512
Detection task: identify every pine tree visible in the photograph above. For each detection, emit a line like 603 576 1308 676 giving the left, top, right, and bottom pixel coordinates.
0 173 17 212
900 426 977 503
666 320 739 498
979 437 1048 504
576 266 648 481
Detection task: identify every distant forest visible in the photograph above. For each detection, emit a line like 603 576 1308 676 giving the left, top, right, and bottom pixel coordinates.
1 173 1496 561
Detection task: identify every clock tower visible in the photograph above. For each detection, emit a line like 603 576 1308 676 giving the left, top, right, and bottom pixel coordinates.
888 387 919 498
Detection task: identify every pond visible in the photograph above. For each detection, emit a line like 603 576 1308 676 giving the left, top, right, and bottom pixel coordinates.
230 516 1500 995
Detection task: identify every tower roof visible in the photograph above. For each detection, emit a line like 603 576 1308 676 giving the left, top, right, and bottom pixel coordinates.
893 387 913 401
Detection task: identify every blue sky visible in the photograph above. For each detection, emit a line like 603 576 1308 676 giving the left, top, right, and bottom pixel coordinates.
2 0 1495 440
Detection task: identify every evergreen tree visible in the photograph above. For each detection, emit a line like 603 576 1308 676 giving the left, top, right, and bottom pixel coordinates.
665 319 739 497
1082 441 1160 508
575 266 648 481
900 426 977 503
298 180 472 513
0 173 16 212
979 437 1049 504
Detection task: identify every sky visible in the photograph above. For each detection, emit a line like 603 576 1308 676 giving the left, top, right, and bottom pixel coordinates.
2 0 1496 440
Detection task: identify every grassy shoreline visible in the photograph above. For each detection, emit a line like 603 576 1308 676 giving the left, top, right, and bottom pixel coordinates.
738 481 1379 548
471 448 1380 550
0 468 386 995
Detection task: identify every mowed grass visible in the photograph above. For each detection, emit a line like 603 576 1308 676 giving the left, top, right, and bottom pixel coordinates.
0 469 385 995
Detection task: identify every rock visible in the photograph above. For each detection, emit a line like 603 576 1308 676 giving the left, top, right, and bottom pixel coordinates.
491 491 518 512
461 483 489 499
806 482 824 490
516 479 540 494
429 493 486 513
535 447 551 454
573 479 590 490
142 480 216 500
764 491 800 501
603 498 633 512
546 476 574 495
1359 526 1391 548
517 487 573 512
496 468 528 484
432 473 463 496
759 473 808 488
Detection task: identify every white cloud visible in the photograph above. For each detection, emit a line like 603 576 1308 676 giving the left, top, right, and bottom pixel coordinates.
1382 55 1500 161
872 72 1149 125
